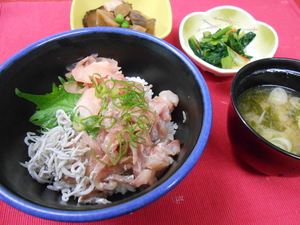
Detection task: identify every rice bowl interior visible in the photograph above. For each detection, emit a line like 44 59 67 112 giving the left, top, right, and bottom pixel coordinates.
0 27 212 222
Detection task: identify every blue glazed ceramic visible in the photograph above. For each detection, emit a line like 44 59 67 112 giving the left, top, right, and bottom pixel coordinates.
0 27 212 222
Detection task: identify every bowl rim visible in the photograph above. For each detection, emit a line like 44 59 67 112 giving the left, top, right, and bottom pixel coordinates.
0 27 213 222
179 5 279 77
230 57 300 160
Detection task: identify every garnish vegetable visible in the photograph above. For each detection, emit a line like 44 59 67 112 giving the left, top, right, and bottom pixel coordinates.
15 77 81 129
73 74 156 165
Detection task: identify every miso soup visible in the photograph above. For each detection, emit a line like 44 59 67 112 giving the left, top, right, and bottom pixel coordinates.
237 85 300 155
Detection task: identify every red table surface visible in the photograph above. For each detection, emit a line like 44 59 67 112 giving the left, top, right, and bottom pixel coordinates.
1 0 300 224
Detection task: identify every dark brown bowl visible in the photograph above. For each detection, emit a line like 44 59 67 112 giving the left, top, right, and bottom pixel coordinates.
227 58 300 177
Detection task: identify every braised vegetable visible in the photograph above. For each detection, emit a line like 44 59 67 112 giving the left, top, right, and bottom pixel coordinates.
188 25 256 69
83 0 156 35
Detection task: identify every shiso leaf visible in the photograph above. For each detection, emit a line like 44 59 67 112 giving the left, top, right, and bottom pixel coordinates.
15 77 82 129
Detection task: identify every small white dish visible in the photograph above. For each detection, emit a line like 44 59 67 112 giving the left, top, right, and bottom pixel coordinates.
179 6 279 77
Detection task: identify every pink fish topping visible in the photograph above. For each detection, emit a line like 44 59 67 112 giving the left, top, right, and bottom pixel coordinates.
22 55 180 204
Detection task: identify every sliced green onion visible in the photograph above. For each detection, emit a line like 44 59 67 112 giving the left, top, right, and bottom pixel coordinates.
268 87 288 105
289 97 300 109
75 75 156 165
268 137 292 152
